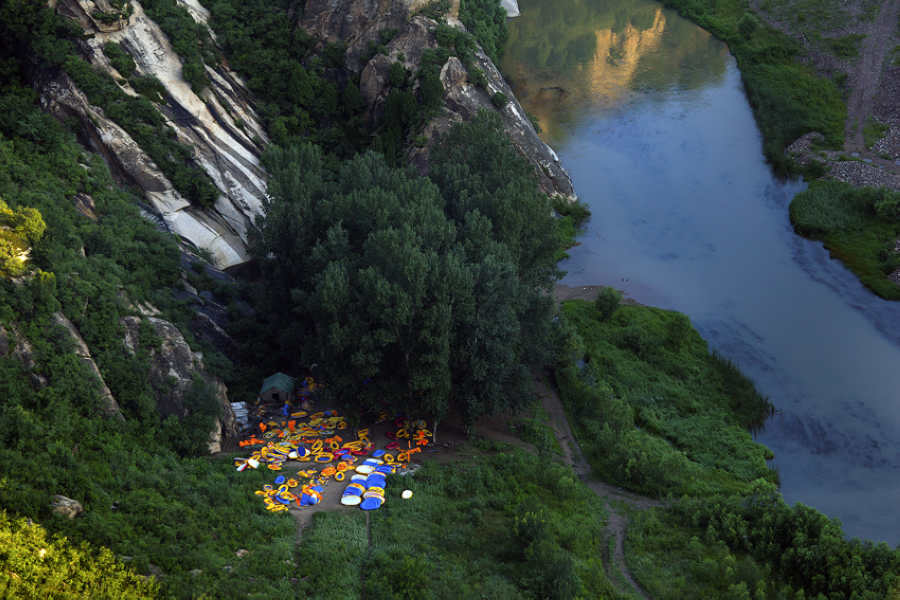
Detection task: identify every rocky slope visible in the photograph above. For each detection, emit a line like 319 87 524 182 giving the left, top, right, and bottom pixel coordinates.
46 0 269 269
303 0 575 199
43 0 572 274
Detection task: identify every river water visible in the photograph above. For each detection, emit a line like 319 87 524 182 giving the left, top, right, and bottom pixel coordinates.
503 0 900 544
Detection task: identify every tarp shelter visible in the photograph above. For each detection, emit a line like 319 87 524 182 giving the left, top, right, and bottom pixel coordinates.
259 373 296 404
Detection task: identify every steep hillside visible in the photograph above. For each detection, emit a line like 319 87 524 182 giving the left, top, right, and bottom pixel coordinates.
36 0 573 270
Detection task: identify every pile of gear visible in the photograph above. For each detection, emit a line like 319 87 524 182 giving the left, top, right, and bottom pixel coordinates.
234 409 432 513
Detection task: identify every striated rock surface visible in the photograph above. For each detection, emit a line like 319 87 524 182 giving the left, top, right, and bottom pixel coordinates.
500 0 520 17
52 313 124 420
301 0 575 199
121 315 237 452
48 0 269 268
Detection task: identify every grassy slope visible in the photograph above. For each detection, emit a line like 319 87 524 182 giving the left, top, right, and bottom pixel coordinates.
295 445 622 600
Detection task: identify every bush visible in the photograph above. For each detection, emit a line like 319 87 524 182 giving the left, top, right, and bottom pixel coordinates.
737 13 759 39
594 286 622 320
491 91 508 108
102 42 136 78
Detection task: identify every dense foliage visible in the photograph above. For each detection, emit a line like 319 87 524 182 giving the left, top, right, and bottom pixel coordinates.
459 0 510 64
628 484 900 599
0 511 157 598
556 299 774 498
791 181 900 299
247 112 559 428
209 0 365 152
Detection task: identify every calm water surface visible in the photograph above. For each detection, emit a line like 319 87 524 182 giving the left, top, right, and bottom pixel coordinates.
504 0 900 544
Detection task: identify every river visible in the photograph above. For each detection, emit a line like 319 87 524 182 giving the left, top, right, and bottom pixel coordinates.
503 0 900 544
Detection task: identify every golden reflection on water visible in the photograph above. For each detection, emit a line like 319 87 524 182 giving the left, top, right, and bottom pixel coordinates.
502 0 730 144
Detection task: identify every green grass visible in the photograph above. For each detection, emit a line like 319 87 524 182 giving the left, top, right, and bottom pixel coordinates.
863 116 889 148
512 399 563 456
790 180 900 299
555 301 775 499
827 33 866 58
294 446 624 599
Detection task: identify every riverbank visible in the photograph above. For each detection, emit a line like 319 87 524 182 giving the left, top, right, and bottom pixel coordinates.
553 296 900 598
660 0 900 293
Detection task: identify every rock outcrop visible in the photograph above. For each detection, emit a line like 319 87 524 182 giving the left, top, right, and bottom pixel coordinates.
500 0 520 17
301 0 576 199
0 323 47 389
47 0 269 268
52 313 124 420
50 495 84 519
120 315 237 452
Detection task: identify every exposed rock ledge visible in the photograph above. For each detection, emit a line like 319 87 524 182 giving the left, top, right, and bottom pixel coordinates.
501 0 520 17
302 0 576 200
48 0 269 268
52 312 125 420
121 315 238 453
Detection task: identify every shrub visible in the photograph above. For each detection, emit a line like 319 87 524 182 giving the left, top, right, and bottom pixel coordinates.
102 42 136 78
491 91 508 108
737 13 759 39
594 286 621 321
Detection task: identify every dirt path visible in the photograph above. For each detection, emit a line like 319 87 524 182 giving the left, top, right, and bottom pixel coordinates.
844 0 900 153
535 376 662 600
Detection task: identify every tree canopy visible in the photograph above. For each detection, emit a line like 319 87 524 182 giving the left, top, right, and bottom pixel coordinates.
0 198 45 277
249 113 559 426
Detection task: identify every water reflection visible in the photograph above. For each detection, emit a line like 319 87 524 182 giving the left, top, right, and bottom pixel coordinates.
502 0 728 144
505 1 900 544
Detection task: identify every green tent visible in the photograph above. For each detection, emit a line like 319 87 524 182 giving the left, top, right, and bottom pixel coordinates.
259 372 295 404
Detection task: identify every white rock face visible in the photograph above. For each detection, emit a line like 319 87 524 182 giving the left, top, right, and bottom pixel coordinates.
501 0 520 17
50 0 269 267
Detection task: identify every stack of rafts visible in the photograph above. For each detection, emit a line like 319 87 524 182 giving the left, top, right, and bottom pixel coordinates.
341 459 392 510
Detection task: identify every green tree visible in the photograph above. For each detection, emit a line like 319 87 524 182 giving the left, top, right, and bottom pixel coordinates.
0 198 45 277
252 121 561 428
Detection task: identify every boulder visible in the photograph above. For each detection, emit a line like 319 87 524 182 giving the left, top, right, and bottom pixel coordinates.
50 495 83 519
71 193 98 221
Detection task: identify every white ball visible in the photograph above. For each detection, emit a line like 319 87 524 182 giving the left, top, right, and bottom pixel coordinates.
401 489 413 500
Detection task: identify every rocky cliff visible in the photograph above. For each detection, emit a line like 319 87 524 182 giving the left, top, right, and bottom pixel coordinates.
302 0 575 199
46 0 269 269
44 0 573 274
121 313 238 452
